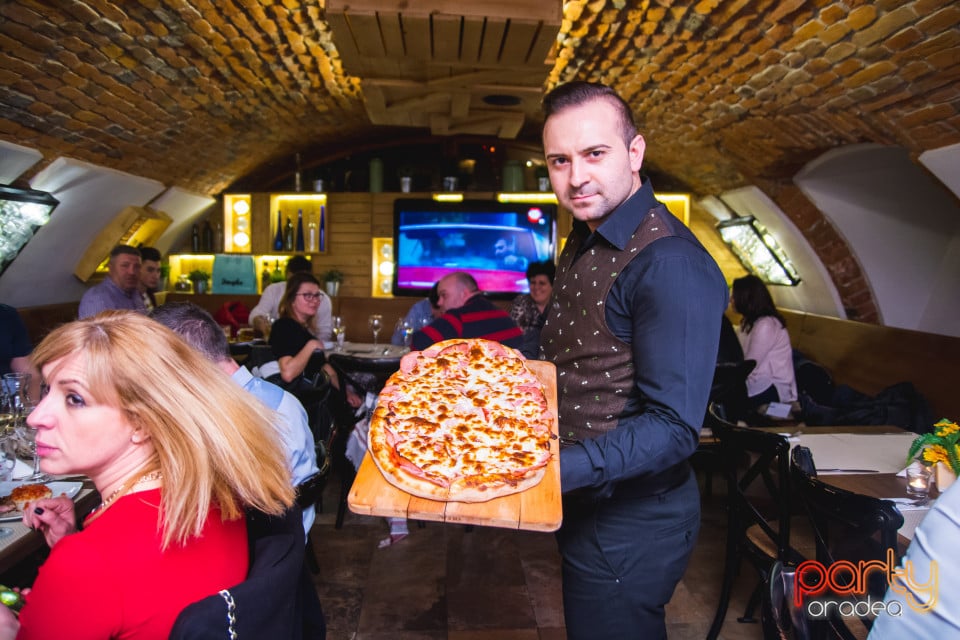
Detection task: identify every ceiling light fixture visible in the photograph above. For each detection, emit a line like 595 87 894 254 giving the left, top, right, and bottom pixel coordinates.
716 216 801 286
0 184 60 276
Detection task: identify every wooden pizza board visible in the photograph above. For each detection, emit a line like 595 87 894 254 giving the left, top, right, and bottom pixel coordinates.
347 359 562 532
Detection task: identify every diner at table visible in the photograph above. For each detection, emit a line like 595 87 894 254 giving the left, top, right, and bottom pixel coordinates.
0 311 299 639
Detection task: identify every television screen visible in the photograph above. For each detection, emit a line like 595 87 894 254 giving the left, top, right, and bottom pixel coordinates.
393 199 556 298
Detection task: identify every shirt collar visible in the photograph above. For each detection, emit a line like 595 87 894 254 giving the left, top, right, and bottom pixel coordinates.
105 276 136 298
573 178 659 252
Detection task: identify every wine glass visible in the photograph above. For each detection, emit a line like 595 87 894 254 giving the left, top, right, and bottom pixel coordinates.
395 318 414 347
0 435 13 538
368 314 383 346
331 315 346 351
16 424 47 482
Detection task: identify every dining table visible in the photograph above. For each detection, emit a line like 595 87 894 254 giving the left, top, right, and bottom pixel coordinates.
740 424 935 545
0 475 100 576
326 342 409 392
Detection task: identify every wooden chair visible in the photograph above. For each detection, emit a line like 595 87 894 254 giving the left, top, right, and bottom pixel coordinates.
706 404 807 640
762 560 813 640
789 449 904 640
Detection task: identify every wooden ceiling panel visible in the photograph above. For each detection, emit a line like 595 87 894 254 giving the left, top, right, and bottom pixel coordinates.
326 0 562 139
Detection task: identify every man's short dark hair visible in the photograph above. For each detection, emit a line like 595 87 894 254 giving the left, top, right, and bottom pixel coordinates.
526 260 556 285
285 255 312 275
428 281 440 309
542 81 638 148
150 302 229 362
110 244 141 259
139 246 162 262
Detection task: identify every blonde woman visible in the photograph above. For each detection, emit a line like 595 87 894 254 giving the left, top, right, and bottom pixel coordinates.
0 311 293 639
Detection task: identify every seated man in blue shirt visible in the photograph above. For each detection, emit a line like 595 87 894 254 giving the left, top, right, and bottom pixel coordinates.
78 244 146 319
411 272 522 351
150 303 320 535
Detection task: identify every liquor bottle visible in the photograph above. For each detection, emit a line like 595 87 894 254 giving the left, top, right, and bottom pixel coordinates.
307 211 318 252
284 216 294 251
213 221 223 253
319 205 326 252
295 209 305 251
260 262 271 292
271 260 283 282
273 210 283 251
191 224 200 253
201 221 213 252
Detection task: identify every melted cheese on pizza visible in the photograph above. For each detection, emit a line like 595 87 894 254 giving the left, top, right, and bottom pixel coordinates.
372 339 553 492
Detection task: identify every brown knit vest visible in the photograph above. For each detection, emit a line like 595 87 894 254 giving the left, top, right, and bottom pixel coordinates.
541 205 678 442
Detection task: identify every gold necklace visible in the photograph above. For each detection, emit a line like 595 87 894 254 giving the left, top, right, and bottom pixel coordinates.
89 469 163 521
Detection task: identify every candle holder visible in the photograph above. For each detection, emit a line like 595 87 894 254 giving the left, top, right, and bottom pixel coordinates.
906 463 932 498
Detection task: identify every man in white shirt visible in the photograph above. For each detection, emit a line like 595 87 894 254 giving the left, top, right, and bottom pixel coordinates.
249 255 332 341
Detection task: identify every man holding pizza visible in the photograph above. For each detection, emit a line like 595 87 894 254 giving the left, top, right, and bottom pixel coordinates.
539 81 728 638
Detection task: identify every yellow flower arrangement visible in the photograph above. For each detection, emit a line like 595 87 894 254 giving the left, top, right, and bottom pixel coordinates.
907 418 960 475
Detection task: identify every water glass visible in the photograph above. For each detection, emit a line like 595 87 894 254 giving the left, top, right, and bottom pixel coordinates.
0 437 16 482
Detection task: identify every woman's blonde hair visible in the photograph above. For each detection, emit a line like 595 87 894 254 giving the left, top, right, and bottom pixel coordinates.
31 311 294 548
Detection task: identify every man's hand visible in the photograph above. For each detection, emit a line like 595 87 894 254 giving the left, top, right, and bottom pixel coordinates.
22 495 78 548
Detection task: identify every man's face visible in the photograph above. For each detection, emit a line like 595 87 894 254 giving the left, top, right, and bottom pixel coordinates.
109 253 141 292
543 98 645 231
436 276 469 313
140 260 161 291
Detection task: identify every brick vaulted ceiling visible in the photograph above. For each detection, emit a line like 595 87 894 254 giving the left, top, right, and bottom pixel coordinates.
1 0 958 199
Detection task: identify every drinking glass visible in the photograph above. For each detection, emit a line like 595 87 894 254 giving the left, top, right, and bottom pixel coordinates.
395 318 414 347
16 425 47 482
0 437 13 536
0 436 16 482
368 314 383 346
331 315 346 351
0 391 16 438
2 373 30 418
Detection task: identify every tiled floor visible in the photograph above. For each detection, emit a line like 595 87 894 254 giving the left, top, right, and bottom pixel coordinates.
309 471 765 640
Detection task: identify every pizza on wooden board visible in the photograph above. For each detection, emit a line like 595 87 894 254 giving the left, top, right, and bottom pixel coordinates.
368 338 555 502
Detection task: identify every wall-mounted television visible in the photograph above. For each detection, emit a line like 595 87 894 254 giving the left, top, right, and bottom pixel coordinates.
393 199 556 298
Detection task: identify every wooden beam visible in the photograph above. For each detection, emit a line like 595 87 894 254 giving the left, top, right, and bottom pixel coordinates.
326 0 562 24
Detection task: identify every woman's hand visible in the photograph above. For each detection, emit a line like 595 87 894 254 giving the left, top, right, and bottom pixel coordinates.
0 599 19 640
22 495 78 548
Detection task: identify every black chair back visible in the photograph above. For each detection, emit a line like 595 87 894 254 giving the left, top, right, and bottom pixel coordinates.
170 506 325 639
710 359 756 423
707 403 798 639
789 449 904 639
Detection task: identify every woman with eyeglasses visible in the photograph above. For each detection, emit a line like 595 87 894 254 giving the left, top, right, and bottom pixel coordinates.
268 272 362 411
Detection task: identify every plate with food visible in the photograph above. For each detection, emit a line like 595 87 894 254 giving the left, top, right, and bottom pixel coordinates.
0 481 83 522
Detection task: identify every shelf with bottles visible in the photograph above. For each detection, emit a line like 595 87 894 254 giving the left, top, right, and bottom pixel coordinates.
268 194 327 254
256 254 295 294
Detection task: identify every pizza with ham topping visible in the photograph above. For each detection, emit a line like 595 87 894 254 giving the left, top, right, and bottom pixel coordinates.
368 338 554 502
